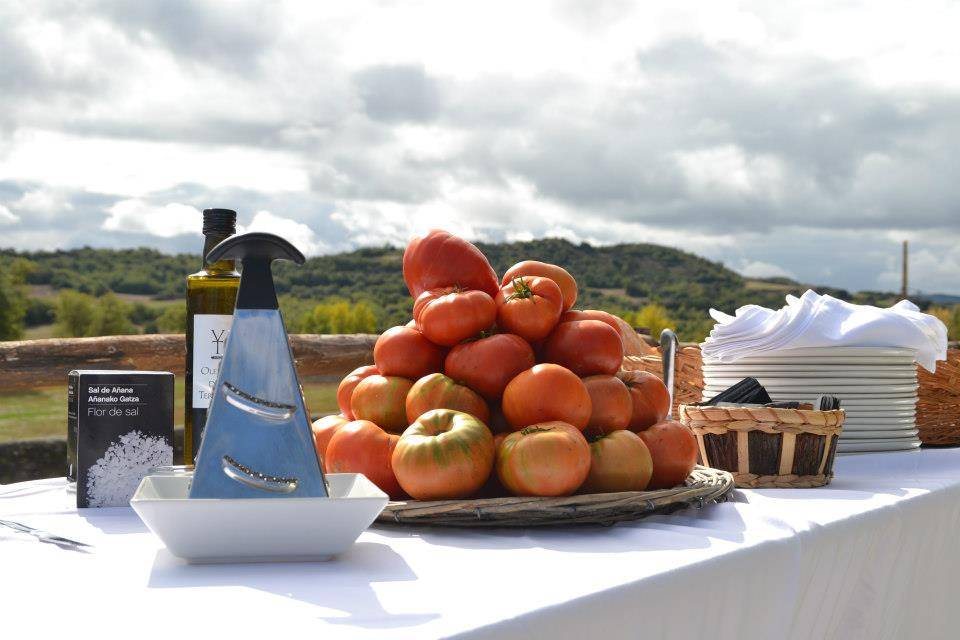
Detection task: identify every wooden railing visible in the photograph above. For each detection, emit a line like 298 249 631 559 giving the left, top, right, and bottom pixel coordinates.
0 334 378 390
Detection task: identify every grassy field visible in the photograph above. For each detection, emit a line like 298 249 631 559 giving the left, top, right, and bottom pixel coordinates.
0 378 340 443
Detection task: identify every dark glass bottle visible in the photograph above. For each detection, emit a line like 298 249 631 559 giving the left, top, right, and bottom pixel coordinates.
184 209 239 464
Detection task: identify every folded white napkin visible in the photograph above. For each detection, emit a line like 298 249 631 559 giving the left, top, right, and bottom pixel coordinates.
702 290 948 372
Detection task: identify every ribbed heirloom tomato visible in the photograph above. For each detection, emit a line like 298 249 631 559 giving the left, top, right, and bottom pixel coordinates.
543 319 624 376
413 287 496 347
337 365 379 419
403 229 499 299
444 333 536 401
501 363 592 430
495 277 563 342
496 421 591 496
311 414 349 470
639 420 698 489
501 260 578 311
405 373 490 424
325 420 403 498
392 409 495 500
560 309 652 357
582 375 633 433
618 370 671 431
373 326 444 380
350 375 415 433
580 430 653 493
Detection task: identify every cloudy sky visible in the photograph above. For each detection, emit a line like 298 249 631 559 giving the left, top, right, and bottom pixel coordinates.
1 1 959 294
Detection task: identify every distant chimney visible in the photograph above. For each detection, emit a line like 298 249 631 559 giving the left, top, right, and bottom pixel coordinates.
901 240 909 299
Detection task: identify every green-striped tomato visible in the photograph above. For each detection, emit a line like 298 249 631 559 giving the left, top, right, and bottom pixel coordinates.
351 375 415 433
392 409 495 500
580 430 653 493
496 421 591 496
405 373 490 424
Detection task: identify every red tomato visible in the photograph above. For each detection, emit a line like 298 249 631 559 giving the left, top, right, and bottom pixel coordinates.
403 229 499 299
559 309 621 333
325 420 404 499
501 261 578 311
618 370 670 431
311 414 350 471
405 373 490 424
350 375 415 433
582 375 633 433
495 276 563 342
413 287 496 346
639 420 698 489
496 421 591 496
337 365 379 419
580 430 653 493
501 363 592 430
392 409 495 500
374 326 444 380
444 333 536 401
542 319 623 376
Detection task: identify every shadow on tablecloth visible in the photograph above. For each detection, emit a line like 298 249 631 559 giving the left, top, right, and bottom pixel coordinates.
145 541 440 629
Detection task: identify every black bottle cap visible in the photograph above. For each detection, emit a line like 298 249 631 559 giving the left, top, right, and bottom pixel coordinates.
202 208 237 237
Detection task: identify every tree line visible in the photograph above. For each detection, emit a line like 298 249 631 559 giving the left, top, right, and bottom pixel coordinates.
2 240 957 342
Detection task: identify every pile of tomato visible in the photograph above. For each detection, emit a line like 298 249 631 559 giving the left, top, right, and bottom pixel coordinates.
312 230 698 500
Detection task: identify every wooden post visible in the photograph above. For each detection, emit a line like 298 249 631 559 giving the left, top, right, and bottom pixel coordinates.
0 334 378 391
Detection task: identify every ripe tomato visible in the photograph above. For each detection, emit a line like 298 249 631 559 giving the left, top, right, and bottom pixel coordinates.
350 374 415 433
403 229 499 299
560 310 651 358
582 375 633 433
502 260 578 311
325 420 404 498
444 333 535 401
639 420 698 489
559 309 621 333
501 363 592 430
413 287 496 346
618 370 670 431
374 326 444 380
337 365 379 419
580 430 653 493
392 409 495 500
495 276 563 342
542 319 623 376
496 421 591 496
405 373 490 424
311 414 350 470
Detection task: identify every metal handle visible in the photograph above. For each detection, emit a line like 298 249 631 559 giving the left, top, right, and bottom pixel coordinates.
660 328 678 420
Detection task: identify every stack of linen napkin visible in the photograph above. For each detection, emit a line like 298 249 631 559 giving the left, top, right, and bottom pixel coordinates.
702 290 948 372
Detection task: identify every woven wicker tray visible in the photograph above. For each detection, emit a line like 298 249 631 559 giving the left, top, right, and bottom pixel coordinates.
375 465 734 527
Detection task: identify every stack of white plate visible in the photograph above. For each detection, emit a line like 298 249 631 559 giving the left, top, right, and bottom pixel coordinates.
701 347 921 454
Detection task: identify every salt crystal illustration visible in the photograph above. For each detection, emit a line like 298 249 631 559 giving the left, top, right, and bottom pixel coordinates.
85 430 173 507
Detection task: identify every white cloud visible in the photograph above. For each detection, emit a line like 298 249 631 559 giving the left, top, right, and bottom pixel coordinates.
0 205 20 224
737 260 797 280
102 200 201 237
11 188 73 220
242 210 328 256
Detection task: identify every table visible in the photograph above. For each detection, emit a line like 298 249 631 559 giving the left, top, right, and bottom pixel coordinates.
3 449 959 640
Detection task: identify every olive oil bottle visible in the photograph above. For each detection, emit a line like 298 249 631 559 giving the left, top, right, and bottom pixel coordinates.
184 209 239 463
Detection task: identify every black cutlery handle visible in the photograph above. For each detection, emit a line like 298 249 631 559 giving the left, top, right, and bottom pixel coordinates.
206 232 305 310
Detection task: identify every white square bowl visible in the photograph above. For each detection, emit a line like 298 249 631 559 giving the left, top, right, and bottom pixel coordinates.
130 473 388 563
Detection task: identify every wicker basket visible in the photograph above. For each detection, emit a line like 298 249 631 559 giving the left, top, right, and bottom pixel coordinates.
626 346 960 447
376 465 734 527
679 405 844 488
917 350 960 445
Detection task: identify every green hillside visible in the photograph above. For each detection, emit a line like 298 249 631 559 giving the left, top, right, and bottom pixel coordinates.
0 239 921 342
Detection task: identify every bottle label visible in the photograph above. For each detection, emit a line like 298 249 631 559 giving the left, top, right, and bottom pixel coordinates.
192 314 233 408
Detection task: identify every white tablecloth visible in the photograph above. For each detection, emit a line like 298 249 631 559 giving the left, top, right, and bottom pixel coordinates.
3 449 960 639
